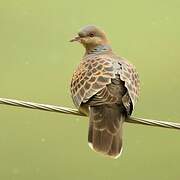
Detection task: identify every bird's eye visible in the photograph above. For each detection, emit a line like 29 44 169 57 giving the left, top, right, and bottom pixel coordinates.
89 33 94 37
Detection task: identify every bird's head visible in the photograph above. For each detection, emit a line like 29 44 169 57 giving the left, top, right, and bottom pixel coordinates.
70 25 109 51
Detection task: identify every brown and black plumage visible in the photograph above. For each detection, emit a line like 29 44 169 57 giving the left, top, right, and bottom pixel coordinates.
70 25 140 158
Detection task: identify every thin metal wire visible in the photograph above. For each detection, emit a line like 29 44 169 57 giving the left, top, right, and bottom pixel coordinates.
0 97 180 130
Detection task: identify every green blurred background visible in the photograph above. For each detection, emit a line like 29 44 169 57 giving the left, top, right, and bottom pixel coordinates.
0 0 180 179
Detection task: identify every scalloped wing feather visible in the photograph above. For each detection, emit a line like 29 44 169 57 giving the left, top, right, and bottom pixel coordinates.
70 54 140 110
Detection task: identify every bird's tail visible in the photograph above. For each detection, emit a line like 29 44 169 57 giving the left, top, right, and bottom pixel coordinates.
88 104 126 159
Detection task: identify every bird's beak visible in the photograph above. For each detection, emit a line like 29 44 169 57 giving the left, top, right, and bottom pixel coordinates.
69 36 81 42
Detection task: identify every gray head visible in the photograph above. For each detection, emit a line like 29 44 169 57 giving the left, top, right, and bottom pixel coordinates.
70 25 109 51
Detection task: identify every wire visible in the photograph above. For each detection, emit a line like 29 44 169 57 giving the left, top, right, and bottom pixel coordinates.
0 97 180 130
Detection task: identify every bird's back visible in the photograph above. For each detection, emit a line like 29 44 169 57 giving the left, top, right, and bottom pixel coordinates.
71 50 140 158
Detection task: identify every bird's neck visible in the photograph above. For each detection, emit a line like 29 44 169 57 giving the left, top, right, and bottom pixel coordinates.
85 44 112 55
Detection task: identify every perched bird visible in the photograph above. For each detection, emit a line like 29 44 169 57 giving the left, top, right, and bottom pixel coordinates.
70 25 140 159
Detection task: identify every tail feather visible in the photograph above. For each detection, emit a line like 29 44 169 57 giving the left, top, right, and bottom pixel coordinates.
107 130 122 158
88 104 126 158
92 129 113 153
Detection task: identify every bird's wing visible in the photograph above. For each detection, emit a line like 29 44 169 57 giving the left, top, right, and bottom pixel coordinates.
70 54 140 110
71 55 113 108
114 57 140 109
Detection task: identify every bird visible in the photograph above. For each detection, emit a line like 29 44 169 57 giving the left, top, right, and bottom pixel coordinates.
70 25 140 159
